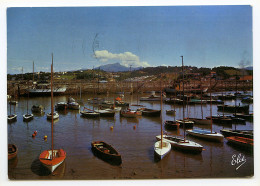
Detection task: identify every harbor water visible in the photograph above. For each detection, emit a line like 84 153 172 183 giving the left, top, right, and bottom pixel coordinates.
7 92 254 179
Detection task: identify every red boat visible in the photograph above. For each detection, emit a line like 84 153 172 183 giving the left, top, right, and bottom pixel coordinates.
8 144 18 160
226 136 253 152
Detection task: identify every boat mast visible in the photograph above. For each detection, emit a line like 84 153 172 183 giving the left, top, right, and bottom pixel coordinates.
33 61 34 82
210 76 212 133
181 56 186 141
51 53 54 160
200 76 203 119
235 72 238 130
160 73 163 148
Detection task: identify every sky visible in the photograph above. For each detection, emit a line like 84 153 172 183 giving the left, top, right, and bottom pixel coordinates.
7 6 253 74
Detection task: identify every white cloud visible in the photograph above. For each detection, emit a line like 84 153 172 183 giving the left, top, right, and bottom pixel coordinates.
94 50 151 68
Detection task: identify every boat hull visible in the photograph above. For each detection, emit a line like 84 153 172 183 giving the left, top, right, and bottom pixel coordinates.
8 115 17 123
23 114 34 122
186 129 224 142
226 136 253 152
39 149 66 173
142 109 161 117
156 135 203 154
80 111 100 118
189 118 211 125
8 144 18 160
221 129 253 139
164 121 179 130
176 120 194 128
91 141 122 165
154 141 171 160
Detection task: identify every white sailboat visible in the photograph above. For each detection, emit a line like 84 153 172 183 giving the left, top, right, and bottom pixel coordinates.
157 56 203 154
23 82 34 121
154 74 171 160
186 76 224 142
39 54 66 173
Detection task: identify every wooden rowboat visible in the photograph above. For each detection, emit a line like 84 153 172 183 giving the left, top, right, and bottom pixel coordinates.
91 141 122 165
8 144 18 160
226 136 253 152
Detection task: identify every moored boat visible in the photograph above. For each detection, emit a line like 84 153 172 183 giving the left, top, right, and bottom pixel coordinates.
217 104 249 113
94 109 115 117
8 114 17 123
9 100 18 105
140 94 166 101
31 104 44 113
120 109 138 118
226 136 253 152
80 110 100 118
8 144 18 160
176 119 194 128
39 54 66 173
47 111 59 120
68 102 80 110
154 140 171 160
156 135 203 154
55 102 68 111
189 118 211 125
166 110 176 115
91 141 122 165
220 129 253 139
39 149 66 172
186 129 224 142
23 113 34 121
142 108 161 117
164 120 179 130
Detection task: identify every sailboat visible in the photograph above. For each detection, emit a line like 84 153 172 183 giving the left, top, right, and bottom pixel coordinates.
39 54 66 173
23 83 34 121
176 56 194 128
157 56 203 154
154 74 171 160
186 76 224 142
189 77 211 125
8 101 17 123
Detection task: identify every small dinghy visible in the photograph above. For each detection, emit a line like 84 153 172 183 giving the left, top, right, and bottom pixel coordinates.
91 141 122 165
47 111 59 120
8 144 18 160
23 113 34 121
8 114 17 123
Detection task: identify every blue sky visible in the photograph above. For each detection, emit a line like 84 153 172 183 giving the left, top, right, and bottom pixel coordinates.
7 6 252 74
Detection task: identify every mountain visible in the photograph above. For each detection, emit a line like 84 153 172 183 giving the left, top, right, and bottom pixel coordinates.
95 63 142 72
245 66 253 70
